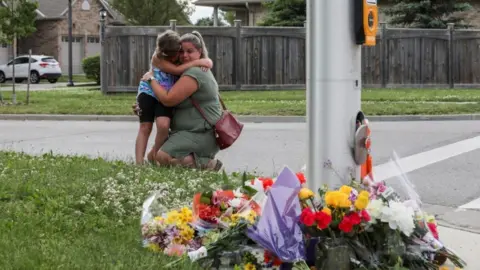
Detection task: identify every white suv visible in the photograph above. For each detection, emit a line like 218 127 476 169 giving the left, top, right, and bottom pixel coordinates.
0 55 62 84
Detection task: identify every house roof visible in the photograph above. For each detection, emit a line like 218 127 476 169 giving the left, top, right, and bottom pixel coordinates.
193 0 265 7
34 0 125 24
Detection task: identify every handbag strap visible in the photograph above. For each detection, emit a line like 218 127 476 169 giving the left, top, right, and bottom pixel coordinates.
190 94 227 126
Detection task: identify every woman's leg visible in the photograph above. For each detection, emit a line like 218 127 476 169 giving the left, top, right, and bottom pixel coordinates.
135 122 153 165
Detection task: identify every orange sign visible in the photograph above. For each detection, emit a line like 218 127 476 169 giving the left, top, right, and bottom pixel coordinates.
363 0 378 46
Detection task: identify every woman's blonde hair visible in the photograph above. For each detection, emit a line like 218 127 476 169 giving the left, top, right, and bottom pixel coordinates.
180 31 208 59
155 30 181 60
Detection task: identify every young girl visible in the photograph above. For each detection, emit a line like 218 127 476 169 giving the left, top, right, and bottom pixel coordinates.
135 30 213 165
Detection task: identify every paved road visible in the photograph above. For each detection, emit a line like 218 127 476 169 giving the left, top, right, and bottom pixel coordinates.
1 119 480 232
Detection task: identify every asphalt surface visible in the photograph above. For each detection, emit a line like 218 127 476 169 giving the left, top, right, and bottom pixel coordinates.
1 119 480 232
0 82 94 91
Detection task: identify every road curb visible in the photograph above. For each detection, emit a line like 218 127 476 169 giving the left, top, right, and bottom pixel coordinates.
0 114 479 123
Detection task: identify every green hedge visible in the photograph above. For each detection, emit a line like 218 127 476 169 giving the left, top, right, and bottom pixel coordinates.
82 55 100 85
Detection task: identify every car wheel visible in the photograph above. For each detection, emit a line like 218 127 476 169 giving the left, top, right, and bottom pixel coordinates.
0 72 5 83
30 71 40 84
48 79 58 84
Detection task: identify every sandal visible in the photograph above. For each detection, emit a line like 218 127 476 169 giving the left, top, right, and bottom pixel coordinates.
213 159 223 172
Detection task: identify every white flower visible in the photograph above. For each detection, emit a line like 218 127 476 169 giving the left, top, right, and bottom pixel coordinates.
233 188 244 198
366 199 384 222
379 201 415 236
229 198 243 208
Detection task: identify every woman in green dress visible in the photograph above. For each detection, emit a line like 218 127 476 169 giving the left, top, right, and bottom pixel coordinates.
141 31 223 171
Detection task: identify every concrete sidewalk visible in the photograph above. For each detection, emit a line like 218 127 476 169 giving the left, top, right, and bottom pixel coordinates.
438 226 480 269
1 113 480 123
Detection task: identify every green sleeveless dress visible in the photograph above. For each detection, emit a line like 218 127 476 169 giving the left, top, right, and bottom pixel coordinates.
160 67 222 167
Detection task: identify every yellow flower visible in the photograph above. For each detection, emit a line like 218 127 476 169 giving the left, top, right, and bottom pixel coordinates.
230 213 240 226
244 263 256 270
154 216 164 222
298 188 314 201
322 207 331 216
147 243 161 253
179 224 195 241
325 191 339 207
178 208 193 224
337 193 352 208
359 190 370 198
339 185 353 194
165 210 180 225
354 195 369 210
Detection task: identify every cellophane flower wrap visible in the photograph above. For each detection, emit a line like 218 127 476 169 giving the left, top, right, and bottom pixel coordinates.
247 167 306 263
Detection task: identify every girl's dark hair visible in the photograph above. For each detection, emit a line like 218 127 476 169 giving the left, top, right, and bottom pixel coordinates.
179 31 208 59
155 30 181 60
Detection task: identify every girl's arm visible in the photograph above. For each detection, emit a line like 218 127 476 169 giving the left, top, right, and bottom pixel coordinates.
141 71 198 107
153 57 213 76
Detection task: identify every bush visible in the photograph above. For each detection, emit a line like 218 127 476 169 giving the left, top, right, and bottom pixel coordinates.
82 55 100 85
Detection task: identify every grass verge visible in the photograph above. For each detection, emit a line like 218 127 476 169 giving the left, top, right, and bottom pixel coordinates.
0 151 243 269
0 88 479 116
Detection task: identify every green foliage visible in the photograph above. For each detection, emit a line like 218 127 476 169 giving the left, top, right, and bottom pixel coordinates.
222 11 236 26
195 15 226 26
111 0 193 25
258 0 306 27
82 55 100 85
383 0 473 29
0 0 38 44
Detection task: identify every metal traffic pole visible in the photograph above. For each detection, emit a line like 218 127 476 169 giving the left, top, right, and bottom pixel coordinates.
306 0 367 192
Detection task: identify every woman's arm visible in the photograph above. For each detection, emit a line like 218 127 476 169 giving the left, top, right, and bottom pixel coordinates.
152 57 213 76
142 71 199 107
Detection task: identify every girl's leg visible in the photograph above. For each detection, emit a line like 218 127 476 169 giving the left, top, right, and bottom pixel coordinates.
147 116 170 163
135 122 153 165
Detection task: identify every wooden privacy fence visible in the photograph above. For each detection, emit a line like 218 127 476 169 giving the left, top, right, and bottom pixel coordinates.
101 21 480 93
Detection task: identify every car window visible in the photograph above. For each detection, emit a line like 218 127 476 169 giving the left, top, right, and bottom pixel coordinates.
13 57 29 65
41 57 57 63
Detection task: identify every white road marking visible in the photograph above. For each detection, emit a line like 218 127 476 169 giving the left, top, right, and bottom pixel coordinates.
372 135 480 209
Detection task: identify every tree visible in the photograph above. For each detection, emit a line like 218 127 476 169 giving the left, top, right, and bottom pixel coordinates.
111 0 193 25
258 0 305 27
195 15 226 26
383 0 473 29
0 0 38 104
222 11 235 26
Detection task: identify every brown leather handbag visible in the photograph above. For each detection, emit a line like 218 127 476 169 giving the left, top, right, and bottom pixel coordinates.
191 96 244 150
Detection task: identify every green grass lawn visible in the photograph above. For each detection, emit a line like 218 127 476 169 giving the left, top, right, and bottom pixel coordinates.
0 151 244 269
0 88 479 116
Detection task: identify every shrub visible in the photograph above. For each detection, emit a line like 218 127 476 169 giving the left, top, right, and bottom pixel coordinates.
82 55 100 85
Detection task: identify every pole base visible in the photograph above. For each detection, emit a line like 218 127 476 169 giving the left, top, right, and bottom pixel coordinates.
66 81 75 87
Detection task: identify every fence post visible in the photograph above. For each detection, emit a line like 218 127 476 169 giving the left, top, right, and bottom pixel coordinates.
234 20 242 90
170 20 177 31
100 13 107 94
380 22 387 88
447 23 454 89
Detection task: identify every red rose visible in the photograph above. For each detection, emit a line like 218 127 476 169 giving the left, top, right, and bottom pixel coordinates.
198 204 221 223
348 212 362 225
300 208 316 226
339 216 354 233
259 177 274 190
361 210 371 222
314 211 332 229
296 172 306 184
427 222 439 240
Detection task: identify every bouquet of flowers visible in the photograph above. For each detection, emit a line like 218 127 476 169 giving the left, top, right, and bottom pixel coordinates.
138 152 466 270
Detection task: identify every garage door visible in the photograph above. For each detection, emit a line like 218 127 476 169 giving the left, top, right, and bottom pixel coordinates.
86 36 100 58
60 36 84 74
0 43 10 65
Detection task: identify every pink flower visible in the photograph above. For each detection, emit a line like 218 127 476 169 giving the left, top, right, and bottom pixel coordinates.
164 244 186 257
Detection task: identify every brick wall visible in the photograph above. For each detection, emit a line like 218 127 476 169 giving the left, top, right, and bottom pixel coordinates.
17 20 61 58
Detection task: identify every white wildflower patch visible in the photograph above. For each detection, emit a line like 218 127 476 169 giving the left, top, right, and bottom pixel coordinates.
79 166 242 223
